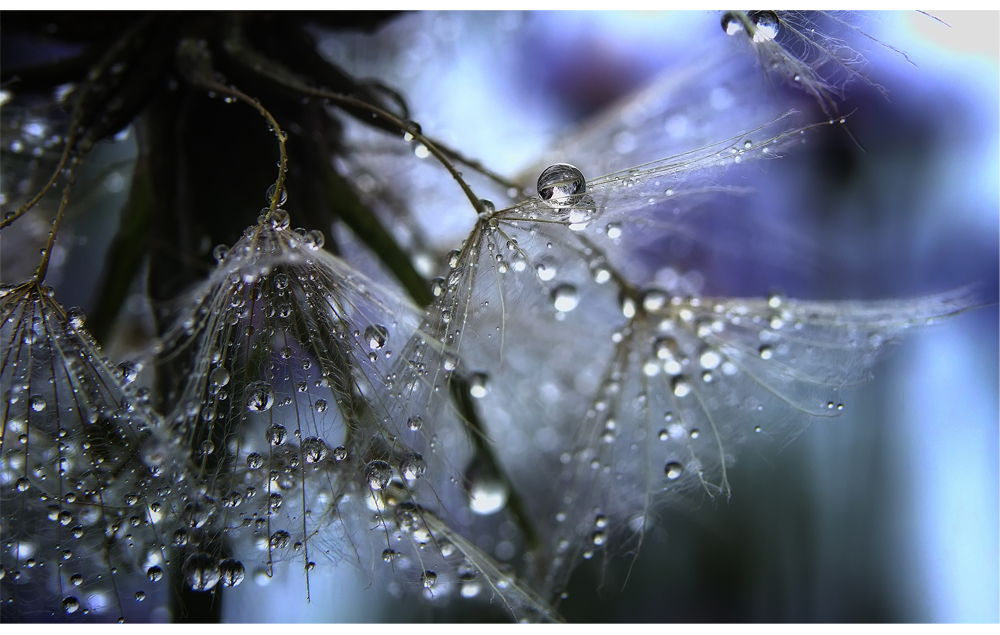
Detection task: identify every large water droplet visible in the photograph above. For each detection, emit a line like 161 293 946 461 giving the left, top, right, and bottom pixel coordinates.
184 552 221 592
302 437 328 463
400 452 427 481
721 11 744 35
219 559 245 587
365 460 392 491
537 163 586 206
552 284 579 313
29 394 46 412
210 367 230 388
246 381 274 412
364 324 389 350
63 596 80 614
266 424 287 446
421 570 437 589
750 10 779 42
664 461 684 480
117 361 139 384
147 566 163 582
469 372 489 398
266 183 288 206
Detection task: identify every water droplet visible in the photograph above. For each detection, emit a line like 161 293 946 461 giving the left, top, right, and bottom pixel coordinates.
421 570 437 589
117 361 139 384
210 367 230 388
29 394 46 412
364 324 389 350
407 416 423 431
184 552 221 592
365 460 392 490
15 477 30 492
66 307 85 329
591 530 607 546
63 596 80 614
672 377 691 398
641 288 668 312
699 349 721 370
478 199 496 217
147 565 163 582
246 381 274 412
468 471 508 515
305 229 325 250
269 530 290 550
750 10 779 42
469 372 489 398
247 452 264 469
270 208 290 230
537 163 586 206
302 437 328 463
266 183 288 206
400 453 427 481
382 549 399 563
758 345 773 360
314 399 328 413
403 120 422 141
664 461 684 480
332 446 348 462
274 272 289 290
552 284 579 313
721 11 744 35
266 424 287 446
536 261 557 281
212 244 229 262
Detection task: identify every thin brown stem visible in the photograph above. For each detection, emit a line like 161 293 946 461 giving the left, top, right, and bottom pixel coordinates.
32 156 81 284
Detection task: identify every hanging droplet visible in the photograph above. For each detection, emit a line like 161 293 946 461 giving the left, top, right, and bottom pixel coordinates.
184 552 221 592
664 461 684 480
364 324 389 351
246 381 274 412
750 10 779 42
551 284 579 313
537 163 586 206
400 452 427 481
365 460 392 491
469 372 489 398
468 467 508 515
720 11 744 36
